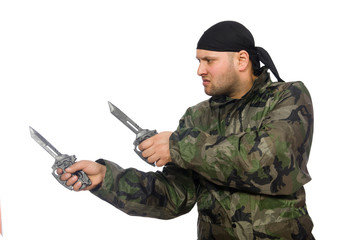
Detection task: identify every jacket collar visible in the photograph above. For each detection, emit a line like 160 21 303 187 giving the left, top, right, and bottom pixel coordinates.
209 67 270 108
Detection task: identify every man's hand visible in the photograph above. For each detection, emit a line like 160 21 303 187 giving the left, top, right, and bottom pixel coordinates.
138 131 172 167
57 160 106 191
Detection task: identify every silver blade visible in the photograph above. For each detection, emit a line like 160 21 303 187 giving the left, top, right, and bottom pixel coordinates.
29 126 62 159
108 101 142 134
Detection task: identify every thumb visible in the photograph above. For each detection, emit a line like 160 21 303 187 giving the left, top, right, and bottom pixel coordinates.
65 160 89 173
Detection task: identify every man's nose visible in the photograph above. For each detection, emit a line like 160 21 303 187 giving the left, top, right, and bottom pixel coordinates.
197 63 206 76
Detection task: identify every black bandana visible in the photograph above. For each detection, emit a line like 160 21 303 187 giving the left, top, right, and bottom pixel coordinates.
197 21 284 82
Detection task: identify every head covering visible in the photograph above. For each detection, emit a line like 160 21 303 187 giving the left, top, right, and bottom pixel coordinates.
197 21 284 82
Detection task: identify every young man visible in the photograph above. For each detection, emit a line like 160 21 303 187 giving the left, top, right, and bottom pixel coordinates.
60 21 315 239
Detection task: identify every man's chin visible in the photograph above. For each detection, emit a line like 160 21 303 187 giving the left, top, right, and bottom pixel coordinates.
204 90 213 97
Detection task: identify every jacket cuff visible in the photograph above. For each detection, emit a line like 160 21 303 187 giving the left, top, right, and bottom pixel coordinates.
90 159 123 195
169 133 186 169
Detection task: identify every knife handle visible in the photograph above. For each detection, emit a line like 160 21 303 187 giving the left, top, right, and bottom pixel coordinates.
52 154 92 190
133 129 158 166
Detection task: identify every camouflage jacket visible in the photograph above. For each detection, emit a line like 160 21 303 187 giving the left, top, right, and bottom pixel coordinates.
92 69 314 239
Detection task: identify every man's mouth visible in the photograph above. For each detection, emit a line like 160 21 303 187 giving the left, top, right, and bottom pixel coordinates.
202 78 210 87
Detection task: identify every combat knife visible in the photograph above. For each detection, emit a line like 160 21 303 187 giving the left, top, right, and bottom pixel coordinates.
108 101 157 166
29 127 91 190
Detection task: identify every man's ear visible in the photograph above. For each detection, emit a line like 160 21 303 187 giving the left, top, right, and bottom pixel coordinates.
236 50 250 71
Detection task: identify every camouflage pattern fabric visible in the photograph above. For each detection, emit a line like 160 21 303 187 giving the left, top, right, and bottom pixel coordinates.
92 68 315 239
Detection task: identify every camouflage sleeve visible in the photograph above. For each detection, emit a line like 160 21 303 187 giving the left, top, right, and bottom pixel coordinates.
169 82 313 196
91 160 197 219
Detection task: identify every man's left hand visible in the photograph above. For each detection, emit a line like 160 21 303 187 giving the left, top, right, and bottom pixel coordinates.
138 131 173 167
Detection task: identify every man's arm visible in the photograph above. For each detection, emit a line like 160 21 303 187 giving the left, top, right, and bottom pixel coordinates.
59 160 197 219
169 82 313 196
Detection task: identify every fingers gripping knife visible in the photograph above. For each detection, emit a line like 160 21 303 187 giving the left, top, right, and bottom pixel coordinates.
108 102 157 166
29 127 92 190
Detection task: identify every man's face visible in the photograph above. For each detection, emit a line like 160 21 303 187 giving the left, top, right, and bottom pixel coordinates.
196 49 240 98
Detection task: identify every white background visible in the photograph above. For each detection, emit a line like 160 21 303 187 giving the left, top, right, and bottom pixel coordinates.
0 0 361 239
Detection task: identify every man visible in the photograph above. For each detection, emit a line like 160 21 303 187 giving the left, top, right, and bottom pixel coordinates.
59 21 314 239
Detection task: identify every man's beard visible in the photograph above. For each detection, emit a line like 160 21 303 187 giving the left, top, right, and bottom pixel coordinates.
204 67 239 97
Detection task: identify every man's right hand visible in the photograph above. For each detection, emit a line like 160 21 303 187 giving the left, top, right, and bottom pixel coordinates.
57 160 106 191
